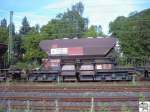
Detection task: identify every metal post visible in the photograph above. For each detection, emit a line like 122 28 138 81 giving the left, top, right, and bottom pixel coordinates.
132 74 136 85
42 99 46 112
55 99 59 112
7 100 11 112
90 97 94 112
8 11 13 66
26 100 30 112
57 75 60 84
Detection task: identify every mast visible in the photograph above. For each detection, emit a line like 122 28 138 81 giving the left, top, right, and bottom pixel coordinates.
8 11 13 66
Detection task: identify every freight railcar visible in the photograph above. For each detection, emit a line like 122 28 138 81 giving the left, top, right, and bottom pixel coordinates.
28 37 135 81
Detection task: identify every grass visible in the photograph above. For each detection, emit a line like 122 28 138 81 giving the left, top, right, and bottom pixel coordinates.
139 93 145 102
0 109 5 112
121 104 133 112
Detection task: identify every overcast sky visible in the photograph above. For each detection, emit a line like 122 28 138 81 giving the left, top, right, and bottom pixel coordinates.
0 0 150 34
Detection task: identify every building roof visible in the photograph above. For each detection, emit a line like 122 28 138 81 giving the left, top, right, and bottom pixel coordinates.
39 37 116 56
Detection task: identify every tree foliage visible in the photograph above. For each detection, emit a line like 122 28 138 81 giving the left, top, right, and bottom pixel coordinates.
21 31 48 62
41 1 104 39
1 18 7 29
84 25 104 37
72 1 84 16
0 18 8 43
109 9 150 57
41 2 88 38
0 27 8 43
20 16 31 35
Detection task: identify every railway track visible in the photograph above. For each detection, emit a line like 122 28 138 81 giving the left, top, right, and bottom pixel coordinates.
0 84 149 112
0 96 144 112
0 96 149 101
0 88 150 92
0 105 139 112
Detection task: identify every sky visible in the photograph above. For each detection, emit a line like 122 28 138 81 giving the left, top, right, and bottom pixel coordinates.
0 0 150 34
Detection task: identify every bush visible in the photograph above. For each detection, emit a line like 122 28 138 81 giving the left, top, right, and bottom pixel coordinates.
15 61 41 70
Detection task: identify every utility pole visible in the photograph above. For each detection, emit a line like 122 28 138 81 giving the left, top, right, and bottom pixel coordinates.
8 11 13 66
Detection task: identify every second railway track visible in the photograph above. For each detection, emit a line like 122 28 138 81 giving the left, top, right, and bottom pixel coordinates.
0 83 149 112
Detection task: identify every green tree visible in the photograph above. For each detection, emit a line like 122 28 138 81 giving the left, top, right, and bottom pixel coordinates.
109 8 150 57
0 27 8 43
83 18 88 30
41 2 88 38
62 9 86 38
84 25 104 37
97 25 104 36
0 18 8 43
1 18 7 29
84 25 97 37
29 24 40 33
72 1 84 16
41 19 64 39
20 16 31 35
35 24 40 33
21 32 48 63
